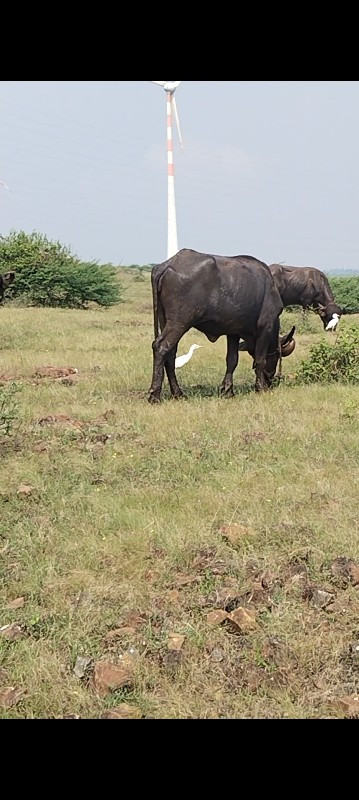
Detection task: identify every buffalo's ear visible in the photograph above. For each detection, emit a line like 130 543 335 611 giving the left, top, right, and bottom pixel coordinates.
316 303 326 318
3 271 15 287
238 340 248 352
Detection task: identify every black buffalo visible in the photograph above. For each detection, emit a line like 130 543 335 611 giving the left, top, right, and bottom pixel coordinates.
0 271 15 301
148 249 296 403
269 263 341 328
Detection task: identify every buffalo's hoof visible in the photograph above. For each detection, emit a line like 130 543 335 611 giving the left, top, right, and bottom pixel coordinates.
148 394 161 405
172 392 187 401
219 385 235 398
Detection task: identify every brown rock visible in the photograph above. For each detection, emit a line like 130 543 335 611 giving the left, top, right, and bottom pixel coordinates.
332 695 359 718
326 599 348 615
92 661 134 696
206 610 229 626
310 588 335 609
174 573 199 588
17 484 35 496
104 627 136 642
73 656 92 679
0 687 24 709
227 606 257 633
167 634 185 652
7 597 25 610
124 611 146 629
101 703 142 719
330 557 359 586
0 623 24 641
167 589 181 604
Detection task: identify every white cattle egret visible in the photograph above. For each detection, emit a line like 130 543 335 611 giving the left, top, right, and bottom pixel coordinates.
326 313 340 332
175 344 202 369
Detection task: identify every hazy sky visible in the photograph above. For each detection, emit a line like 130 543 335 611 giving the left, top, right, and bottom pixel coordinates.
1 81 358 270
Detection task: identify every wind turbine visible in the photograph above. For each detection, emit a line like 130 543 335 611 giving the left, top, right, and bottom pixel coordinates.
150 81 183 259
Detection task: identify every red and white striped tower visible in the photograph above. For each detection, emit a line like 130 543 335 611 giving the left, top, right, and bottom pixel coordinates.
151 82 183 259
166 90 178 258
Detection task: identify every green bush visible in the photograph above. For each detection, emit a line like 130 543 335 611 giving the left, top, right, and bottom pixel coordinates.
329 276 359 314
0 231 123 309
296 324 359 385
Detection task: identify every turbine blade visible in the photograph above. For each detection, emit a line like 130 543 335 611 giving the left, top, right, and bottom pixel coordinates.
172 96 184 150
151 81 167 86
171 81 182 89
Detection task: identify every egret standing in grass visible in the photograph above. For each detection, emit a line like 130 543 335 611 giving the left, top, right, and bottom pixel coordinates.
326 313 340 332
175 344 202 369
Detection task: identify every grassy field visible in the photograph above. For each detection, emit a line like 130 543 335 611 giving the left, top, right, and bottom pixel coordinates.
1 269 359 719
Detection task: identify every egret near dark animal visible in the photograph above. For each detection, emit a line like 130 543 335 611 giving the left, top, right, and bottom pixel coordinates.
175 344 202 369
148 249 296 403
326 313 340 332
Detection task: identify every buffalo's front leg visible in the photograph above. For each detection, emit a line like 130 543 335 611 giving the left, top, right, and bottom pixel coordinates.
220 336 239 397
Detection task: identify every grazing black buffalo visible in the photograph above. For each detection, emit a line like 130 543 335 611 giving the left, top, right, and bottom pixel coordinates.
269 263 341 328
0 271 15 301
148 249 296 403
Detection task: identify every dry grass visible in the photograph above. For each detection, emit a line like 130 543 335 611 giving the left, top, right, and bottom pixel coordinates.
1 270 359 718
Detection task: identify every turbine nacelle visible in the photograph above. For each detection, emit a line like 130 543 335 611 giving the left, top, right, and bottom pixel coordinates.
151 81 182 93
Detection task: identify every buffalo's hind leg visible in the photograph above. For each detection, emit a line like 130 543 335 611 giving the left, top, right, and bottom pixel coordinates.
148 326 186 404
165 346 186 400
220 335 239 397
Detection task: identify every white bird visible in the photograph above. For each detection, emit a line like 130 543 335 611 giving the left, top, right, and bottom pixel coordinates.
175 344 202 369
326 313 340 332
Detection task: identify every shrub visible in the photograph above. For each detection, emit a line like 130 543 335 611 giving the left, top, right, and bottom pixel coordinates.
329 276 359 314
0 231 123 309
296 324 359 385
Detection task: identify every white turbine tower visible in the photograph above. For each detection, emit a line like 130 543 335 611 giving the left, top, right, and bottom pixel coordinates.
150 81 183 259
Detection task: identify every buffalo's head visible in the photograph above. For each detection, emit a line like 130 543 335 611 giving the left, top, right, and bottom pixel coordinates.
0 271 15 301
317 302 342 329
239 326 296 387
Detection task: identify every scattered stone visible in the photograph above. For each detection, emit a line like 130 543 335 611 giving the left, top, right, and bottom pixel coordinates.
124 611 146 629
161 650 182 673
167 634 185 652
332 695 359 718
7 597 25 610
37 414 84 429
349 641 359 666
167 589 181 604
101 703 142 719
309 588 335 609
104 627 136 642
210 648 224 664
330 557 359 587
174 573 199 588
73 656 92 679
33 366 78 379
226 607 257 633
326 599 348 615
206 610 229 626
92 660 134 696
32 442 48 453
0 687 24 709
0 623 25 641
16 484 35 497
